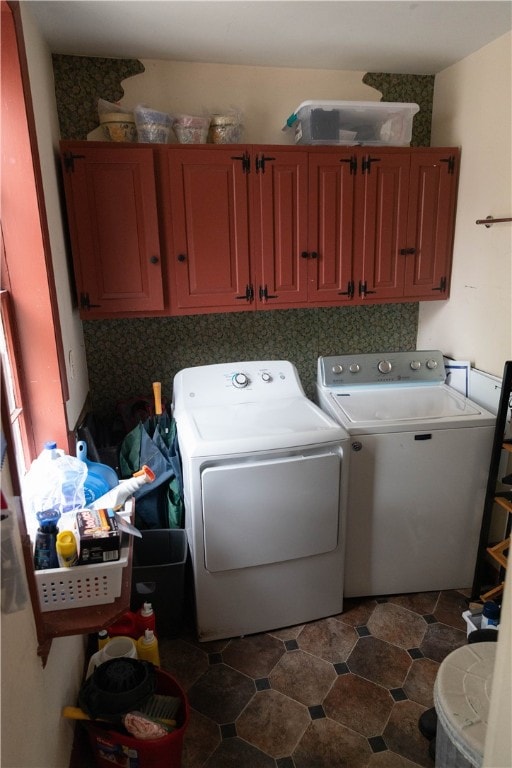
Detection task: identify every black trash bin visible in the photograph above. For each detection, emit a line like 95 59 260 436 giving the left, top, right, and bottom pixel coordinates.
131 529 188 637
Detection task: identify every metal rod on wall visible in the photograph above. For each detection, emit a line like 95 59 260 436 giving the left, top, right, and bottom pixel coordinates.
475 216 512 227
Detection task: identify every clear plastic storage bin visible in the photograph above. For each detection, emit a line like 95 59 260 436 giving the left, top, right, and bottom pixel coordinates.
283 100 419 146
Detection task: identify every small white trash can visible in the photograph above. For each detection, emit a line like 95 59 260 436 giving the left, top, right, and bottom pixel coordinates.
434 642 496 768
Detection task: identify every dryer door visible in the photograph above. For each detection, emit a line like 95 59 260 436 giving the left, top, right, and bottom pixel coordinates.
201 450 342 572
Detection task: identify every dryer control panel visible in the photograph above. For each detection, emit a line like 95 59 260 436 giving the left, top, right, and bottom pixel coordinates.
173 360 307 409
319 351 447 387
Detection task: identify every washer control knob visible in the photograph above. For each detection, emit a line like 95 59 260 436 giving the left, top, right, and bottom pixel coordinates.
332 364 343 374
232 372 249 388
261 372 272 383
426 359 438 370
410 360 422 370
378 360 392 374
349 363 360 373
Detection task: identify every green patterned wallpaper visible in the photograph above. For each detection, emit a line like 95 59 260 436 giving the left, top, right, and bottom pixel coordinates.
53 57 427 419
84 304 419 418
363 73 434 147
53 55 144 140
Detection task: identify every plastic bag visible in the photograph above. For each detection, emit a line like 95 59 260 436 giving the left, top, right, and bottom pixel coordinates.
23 453 87 519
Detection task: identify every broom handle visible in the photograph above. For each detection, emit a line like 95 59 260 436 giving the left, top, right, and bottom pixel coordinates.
61 706 176 726
152 381 162 416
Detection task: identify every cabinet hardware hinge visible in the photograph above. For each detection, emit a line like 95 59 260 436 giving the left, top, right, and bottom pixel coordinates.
80 292 101 310
231 152 250 173
362 156 381 174
359 280 377 297
63 152 85 172
440 156 456 174
235 284 254 302
338 281 354 298
255 154 276 173
340 156 357 174
259 285 278 301
432 276 447 292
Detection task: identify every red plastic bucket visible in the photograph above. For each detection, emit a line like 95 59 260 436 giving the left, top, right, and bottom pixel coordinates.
85 669 189 768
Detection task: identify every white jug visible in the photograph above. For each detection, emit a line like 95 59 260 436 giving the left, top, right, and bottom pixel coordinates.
86 635 138 678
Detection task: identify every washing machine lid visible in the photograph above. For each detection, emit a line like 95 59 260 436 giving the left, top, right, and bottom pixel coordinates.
320 384 495 433
176 396 348 456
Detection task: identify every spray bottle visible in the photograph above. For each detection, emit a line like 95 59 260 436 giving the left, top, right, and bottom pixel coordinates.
91 466 156 510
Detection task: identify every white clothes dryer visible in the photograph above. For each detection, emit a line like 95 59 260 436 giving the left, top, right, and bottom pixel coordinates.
173 360 349 642
316 351 495 598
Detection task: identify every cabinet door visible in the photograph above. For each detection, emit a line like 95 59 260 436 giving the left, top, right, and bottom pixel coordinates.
307 151 357 303
252 149 309 308
404 149 460 298
61 146 164 317
166 148 252 312
356 151 410 300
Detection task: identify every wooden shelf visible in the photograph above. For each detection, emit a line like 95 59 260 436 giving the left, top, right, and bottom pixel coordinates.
494 496 512 515
16 498 134 667
472 361 512 602
486 537 509 570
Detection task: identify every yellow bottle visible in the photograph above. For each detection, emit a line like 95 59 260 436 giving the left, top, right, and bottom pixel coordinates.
137 629 160 666
56 530 78 567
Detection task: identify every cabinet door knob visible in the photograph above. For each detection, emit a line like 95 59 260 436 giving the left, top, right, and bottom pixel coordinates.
149 255 159 264
177 254 187 262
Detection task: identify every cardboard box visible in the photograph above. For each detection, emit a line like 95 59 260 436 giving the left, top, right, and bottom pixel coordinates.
77 508 120 564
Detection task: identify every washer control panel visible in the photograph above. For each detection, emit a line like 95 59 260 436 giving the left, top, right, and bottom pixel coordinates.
318 351 446 387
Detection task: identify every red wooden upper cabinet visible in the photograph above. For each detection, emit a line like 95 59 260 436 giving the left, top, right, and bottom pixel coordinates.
404 149 460 299
307 150 357 304
163 147 252 313
164 146 309 313
60 143 164 318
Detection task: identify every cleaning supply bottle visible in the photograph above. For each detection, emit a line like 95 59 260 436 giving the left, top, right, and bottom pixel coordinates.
481 601 500 629
56 530 78 567
91 466 156 510
137 602 156 634
137 629 160 666
33 509 60 570
107 603 157 639
40 441 65 461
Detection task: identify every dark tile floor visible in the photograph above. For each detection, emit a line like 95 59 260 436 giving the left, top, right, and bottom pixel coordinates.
155 589 470 768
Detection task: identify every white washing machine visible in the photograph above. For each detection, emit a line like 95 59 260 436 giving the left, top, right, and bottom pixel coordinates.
316 351 496 598
172 360 349 641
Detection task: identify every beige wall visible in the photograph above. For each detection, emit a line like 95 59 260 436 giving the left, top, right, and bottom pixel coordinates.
417 32 512 377
119 59 380 144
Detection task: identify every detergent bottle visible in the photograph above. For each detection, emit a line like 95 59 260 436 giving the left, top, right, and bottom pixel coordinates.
137 629 160 666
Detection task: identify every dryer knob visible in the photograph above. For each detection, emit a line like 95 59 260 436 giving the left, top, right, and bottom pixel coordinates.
349 363 360 373
261 372 272 382
232 372 249 388
378 360 392 374
410 360 422 370
426 359 438 370
332 364 343 374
